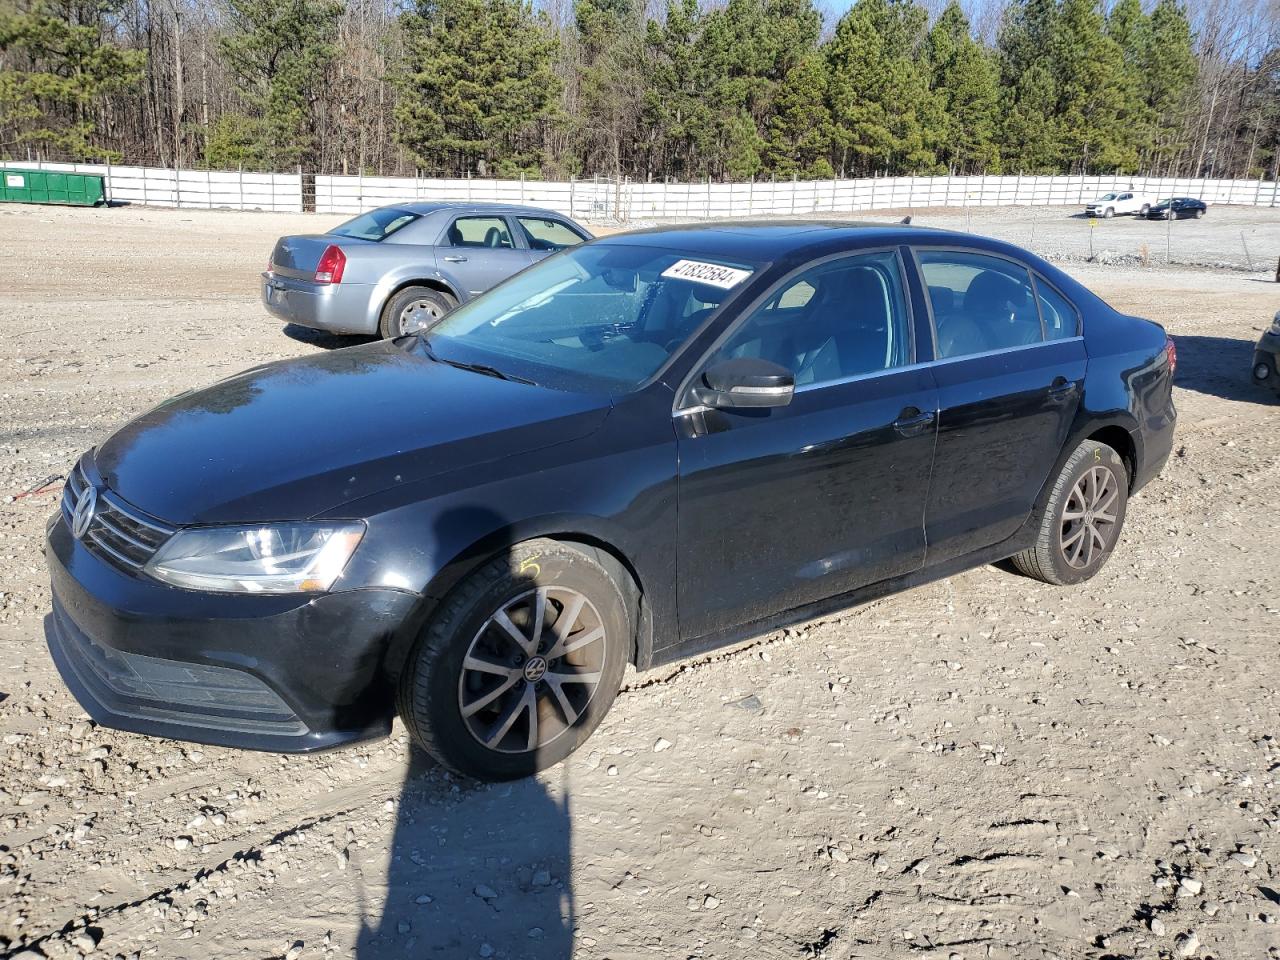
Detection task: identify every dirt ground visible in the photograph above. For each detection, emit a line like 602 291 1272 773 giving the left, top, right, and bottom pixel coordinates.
0 203 1278 960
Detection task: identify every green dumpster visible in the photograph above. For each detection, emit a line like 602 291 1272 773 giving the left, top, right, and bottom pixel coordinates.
0 168 105 206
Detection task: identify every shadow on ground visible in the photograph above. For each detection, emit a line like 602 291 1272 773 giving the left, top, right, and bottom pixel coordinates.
283 323 376 351
1173 334 1278 405
355 749 575 959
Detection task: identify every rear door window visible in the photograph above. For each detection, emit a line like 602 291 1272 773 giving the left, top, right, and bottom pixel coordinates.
918 250 1044 358
518 216 586 251
1033 277 1080 340
447 216 515 249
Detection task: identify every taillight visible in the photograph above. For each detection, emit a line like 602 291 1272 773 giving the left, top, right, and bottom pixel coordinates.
1166 336 1177 376
314 245 346 284
266 254 273 276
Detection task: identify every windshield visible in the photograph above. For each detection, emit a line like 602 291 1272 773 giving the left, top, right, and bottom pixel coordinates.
427 244 758 390
330 208 419 241
1097 193 1118 201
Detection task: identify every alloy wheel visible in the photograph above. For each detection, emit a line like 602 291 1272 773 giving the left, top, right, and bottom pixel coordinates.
1059 465 1120 569
457 587 607 754
399 298 444 335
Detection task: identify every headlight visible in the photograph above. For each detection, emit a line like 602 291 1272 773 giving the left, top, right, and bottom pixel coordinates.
1269 314 1280 337
145 523 364 593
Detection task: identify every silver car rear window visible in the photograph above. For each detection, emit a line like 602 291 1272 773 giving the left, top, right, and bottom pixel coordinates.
329 208 420 242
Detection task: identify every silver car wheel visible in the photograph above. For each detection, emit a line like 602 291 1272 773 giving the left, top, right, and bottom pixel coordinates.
457 586 607 754
1060 465 1119 569
399 298 445 335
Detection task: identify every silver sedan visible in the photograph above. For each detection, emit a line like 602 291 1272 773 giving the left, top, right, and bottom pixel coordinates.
262 202 592 338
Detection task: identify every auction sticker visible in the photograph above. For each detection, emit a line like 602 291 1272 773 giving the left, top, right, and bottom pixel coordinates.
661 259 753 289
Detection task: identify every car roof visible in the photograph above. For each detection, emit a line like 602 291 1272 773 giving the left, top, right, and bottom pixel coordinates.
376 201 567 218
593 219 1005 263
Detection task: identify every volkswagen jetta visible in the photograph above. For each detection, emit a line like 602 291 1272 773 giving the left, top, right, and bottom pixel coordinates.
46 222 1177 781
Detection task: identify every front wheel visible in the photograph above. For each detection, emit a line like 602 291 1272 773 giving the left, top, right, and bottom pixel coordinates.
1194 208 1204 219
1011 440 1129 586
379 286 457 339
397 539 630 781
1103 207 1115 219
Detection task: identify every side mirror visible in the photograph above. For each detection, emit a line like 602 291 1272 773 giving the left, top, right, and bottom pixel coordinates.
693 357 794 409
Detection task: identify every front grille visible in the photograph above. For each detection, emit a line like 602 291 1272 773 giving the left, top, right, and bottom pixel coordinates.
62 464 175 572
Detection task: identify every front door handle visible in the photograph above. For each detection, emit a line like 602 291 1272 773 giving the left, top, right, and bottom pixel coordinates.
443 255 468 263
893 407 936 437
1047 376 1077 401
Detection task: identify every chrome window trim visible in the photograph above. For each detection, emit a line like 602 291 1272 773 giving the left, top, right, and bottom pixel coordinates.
674 335 1085 415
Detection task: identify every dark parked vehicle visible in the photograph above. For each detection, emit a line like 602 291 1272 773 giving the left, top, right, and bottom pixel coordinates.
1145 197 1207 220
1253 309 1280 394
46 222 1177 781
262 202 591 338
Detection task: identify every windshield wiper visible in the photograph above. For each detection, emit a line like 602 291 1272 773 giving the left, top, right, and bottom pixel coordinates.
418 337 536 385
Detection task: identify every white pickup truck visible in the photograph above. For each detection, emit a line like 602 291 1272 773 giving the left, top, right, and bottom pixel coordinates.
1085 191 1152 218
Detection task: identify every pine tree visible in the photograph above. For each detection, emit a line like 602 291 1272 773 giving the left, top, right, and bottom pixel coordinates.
997 0 1064 172
217 0 343 169
642 0 714 180
394 0 560 176
0 0 145 160
1137 0 1197 172
696 0 822 178
763 54 834 178
926 1 1000 173
1053 0 1136 171
826 0 940 176
573 0 644 178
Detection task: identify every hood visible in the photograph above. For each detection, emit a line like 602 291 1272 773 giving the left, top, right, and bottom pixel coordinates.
93 338 611 524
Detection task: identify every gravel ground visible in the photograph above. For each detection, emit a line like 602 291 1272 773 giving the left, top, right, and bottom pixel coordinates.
1 203 1279 960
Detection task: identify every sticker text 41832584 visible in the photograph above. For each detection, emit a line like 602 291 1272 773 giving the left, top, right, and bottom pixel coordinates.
660 259 753 290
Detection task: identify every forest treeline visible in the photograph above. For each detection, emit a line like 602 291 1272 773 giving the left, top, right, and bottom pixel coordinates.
1 0 1277 181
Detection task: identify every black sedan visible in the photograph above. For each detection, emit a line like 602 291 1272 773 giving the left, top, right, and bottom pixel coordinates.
1146 197 1207 220
44 222 1177 781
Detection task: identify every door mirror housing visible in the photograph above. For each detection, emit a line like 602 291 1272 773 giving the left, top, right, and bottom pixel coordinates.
693 358 795 409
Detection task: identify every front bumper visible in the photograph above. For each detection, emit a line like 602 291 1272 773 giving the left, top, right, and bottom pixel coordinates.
261 273 377 336
45 511 419 752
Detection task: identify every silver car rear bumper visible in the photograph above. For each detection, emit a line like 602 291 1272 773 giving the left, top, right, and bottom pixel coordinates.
261 273 378 336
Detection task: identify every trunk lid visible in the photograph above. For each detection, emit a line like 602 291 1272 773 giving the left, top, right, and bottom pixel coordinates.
270 235 370 281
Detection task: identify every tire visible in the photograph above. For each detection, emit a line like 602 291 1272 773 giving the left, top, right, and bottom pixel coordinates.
1103 207 1115 219
379 285 456 339
1011 440 1129 586
1139 203 1150 216
397 539 630 781
1194 208 1204 219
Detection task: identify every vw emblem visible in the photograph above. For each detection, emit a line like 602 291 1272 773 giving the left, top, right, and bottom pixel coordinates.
522 656 548 684
71 486 97 540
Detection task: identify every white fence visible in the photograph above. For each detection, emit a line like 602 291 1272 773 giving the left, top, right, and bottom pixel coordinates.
0 160 300 212
4 159 1279 218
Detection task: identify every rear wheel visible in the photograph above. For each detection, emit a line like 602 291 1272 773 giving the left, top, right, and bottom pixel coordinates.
379 285 456 339
397 539 630 781
1011 440 1129 586
1139 203 1150 216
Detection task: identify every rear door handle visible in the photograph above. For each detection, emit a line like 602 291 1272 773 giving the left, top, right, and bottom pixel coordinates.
443 255 468 263
893 407 936 437
1048 376 1078 401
